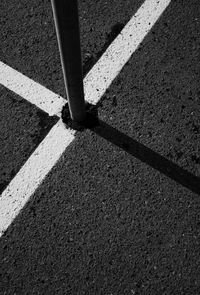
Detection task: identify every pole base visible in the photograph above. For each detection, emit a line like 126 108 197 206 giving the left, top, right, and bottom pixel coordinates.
62 103 99 131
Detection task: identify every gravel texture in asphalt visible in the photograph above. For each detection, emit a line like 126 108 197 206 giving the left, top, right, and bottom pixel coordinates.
1 0 200 294
0 85 57 194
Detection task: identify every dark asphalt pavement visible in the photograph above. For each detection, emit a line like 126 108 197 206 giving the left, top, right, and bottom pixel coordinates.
0 0 143 192
0 85 57 193
1 0 200 294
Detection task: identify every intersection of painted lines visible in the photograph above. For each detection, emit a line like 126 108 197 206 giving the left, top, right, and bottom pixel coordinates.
0 0 171 237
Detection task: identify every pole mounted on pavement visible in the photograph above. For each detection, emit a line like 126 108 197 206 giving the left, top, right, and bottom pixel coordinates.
51 0 86 122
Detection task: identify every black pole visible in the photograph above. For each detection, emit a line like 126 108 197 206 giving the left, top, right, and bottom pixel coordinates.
51 0 86 122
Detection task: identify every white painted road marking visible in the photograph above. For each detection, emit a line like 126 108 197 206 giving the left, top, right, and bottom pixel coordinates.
84 0 171 105
0 120 75 235
0 61 66 116
0 0 171 236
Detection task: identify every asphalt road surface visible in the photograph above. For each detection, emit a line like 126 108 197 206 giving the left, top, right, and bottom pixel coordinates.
1 0 200 294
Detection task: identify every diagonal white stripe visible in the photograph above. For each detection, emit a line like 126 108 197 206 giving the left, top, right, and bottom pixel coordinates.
0 0 171 237
0 61 66 116
0 120 75 236
84 0 171 105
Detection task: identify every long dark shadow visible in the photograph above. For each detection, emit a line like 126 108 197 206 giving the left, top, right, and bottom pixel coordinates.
90 119 200 196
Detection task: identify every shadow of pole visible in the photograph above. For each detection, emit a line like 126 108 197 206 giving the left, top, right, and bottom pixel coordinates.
90 119 200 196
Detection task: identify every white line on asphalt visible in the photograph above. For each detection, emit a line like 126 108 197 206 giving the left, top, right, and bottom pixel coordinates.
84 0 171 105
0 61 66 116
0 0 171 237
0 120 75 236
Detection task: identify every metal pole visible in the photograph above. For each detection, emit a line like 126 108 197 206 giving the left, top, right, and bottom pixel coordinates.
51 0 86 122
